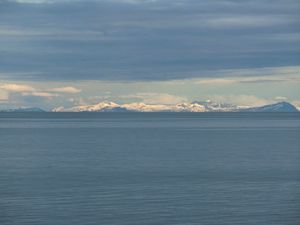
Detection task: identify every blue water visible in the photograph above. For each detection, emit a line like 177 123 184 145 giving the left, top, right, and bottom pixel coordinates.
0 113 299 225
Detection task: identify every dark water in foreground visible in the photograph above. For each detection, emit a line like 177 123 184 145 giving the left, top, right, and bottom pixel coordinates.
0 113 299 225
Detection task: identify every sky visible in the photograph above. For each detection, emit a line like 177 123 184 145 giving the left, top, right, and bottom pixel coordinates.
0 0 299 109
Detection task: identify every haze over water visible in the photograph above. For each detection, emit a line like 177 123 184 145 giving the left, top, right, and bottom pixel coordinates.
0 113 299 225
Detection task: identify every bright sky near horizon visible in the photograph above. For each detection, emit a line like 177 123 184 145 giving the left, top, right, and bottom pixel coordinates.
0 0 299 109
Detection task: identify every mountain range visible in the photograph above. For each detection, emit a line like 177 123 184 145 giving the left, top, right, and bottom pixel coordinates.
51 101 299 113
1 101 298 113
0 107 45 113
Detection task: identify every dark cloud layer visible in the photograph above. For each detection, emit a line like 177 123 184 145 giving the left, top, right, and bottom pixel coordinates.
0 0 299 80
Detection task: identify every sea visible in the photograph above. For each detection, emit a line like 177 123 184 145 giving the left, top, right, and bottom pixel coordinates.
0 112 299 225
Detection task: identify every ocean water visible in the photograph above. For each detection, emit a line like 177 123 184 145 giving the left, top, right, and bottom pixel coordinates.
0 112 299 225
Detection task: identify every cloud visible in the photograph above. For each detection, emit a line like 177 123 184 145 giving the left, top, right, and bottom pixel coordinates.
9 0 57 3
0 83 35 92
275 96 287 101
122 93 187 104
0 83 81 94
69 95 112 106
49 86 81 94
206 95 272 107
206 16 296 28
0 27 37 36
0 83 82 103
197 79 236 86
10 0 158 3
196 67 300 85
0 0 299 81
0 90 9 102
22 92 59 97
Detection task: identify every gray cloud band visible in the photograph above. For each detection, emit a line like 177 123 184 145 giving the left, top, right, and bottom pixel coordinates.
0 0 299 81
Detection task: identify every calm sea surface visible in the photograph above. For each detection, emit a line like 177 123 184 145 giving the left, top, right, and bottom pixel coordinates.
0 113 299 225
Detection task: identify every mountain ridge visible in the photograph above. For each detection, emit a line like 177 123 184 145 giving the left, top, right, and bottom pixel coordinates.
1 102 298 113
240 102 298 112
0 107 45 112
52 101 299 113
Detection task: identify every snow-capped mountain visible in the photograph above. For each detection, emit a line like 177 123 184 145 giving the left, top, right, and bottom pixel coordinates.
52 101 299 112
53 102 126 112
191 101 239 112
241 102 299 112
52 101 207 112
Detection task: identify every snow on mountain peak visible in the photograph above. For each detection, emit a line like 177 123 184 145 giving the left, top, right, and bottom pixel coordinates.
52 101 299 113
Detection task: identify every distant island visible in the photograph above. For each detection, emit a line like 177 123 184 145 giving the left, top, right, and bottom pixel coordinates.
0 107 46 113
1 102 298 113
